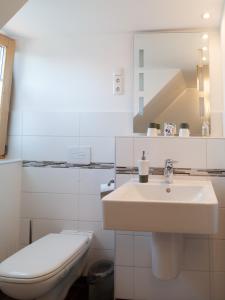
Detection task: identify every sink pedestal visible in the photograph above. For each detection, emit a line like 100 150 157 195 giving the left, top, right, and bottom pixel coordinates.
151 233 183 280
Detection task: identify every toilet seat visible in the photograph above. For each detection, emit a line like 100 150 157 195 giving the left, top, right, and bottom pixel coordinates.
0 232 91 284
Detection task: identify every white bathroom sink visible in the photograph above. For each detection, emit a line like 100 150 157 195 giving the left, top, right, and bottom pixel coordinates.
102 179 218 234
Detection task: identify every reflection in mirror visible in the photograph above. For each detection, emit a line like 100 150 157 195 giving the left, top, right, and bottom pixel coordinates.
0 34 15 157
133 32 210 136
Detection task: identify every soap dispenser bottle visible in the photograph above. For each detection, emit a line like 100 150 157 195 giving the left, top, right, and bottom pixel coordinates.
138 151 149 183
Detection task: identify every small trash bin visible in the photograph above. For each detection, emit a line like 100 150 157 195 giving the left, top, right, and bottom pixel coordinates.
87 260 114 300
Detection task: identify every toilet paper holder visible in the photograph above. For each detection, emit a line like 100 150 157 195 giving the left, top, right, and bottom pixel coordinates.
100 179 115 198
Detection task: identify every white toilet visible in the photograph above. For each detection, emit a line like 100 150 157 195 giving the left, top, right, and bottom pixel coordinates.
0 230 93 300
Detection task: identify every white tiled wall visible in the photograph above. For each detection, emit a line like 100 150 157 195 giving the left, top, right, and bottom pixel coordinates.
133 137 207 168
8 111 132 267
8 111 133 162
207 139 225 169
21 166 115 269
133 269 210 300
115 136 225 300
0 162 21 261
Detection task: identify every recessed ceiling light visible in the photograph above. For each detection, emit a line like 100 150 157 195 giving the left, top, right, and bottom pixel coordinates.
202 12 211 20
202 56 207 62
202 33 209 40
202 46 208 51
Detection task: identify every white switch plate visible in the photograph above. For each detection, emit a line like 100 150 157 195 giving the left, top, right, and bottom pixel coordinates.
113 68 124 95
67 146 91 165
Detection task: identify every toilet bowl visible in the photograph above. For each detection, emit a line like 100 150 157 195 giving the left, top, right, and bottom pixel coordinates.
0 230 93 300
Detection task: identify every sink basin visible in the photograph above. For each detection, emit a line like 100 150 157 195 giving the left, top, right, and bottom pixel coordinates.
102 179 218 234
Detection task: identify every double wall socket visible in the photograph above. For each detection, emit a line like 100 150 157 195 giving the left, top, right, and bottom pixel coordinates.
113 68 123 95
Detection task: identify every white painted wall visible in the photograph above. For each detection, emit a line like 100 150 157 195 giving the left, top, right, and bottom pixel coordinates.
12 34 133 113
8 34 134 161
220 4 225 134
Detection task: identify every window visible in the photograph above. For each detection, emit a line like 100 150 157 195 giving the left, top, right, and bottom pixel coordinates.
0 46 6 80
0 34 15 157
0 46 6 105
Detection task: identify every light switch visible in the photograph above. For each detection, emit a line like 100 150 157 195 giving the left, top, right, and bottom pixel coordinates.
67 146 91 165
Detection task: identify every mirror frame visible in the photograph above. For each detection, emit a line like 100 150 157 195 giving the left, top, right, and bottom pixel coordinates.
133 31 213 137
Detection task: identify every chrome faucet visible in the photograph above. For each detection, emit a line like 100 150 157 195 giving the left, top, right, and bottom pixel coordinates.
164 159 177 184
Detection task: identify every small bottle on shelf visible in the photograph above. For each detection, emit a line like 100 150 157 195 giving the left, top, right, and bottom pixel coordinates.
179 123 190 137
202 121 210 137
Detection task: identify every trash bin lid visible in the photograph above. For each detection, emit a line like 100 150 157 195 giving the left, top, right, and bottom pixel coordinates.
88 260 114 283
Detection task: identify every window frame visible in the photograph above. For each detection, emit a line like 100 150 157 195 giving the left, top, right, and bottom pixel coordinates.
0 34 15 157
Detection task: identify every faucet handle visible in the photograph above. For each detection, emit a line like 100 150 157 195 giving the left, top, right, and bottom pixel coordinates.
165 159 178 168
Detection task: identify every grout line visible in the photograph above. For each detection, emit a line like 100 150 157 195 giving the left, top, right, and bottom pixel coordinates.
22 191 76 195
115 265 212 273
22 134 121 138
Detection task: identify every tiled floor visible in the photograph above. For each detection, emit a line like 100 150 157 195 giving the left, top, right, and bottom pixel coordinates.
66 277 89 300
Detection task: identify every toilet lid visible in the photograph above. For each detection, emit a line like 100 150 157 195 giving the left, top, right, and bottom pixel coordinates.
0 233 89 281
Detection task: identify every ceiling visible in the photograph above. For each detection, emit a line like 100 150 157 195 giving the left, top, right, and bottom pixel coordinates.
0 0 27 29
2 0 225 38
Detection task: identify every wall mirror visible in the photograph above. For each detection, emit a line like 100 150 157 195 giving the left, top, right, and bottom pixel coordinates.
133 32 210 136
0 34 15 157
